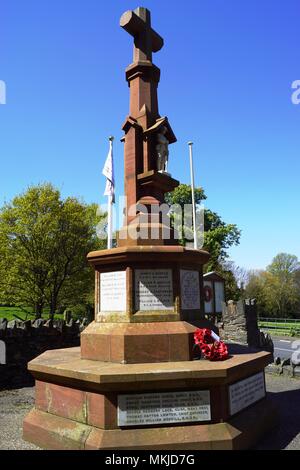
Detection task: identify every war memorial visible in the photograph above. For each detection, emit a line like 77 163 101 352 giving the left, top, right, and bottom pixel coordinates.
23 7 277 450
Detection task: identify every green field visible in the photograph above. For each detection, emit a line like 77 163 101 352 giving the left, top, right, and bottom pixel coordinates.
0 306 62 321
258 320 300 337
259 321 300 329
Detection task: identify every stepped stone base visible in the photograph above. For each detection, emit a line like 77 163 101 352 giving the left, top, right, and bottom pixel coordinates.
23 346 277 450
24 399 276 450
81 320 216 363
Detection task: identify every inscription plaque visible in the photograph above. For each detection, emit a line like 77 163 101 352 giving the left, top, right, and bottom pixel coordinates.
118 390 211 426
229 372 266 416
180 270 200 310
100 271 127 312
135 269 173 311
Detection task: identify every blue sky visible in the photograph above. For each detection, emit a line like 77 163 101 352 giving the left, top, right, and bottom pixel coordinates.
1 0 299 270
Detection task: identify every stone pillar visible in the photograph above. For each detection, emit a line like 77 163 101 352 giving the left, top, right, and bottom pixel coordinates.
221 299 260 347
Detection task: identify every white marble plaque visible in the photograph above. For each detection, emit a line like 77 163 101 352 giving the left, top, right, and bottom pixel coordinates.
135 269 173 311
118 390 211 426
229 372 266 416
180 270 200 310
100 271 127 312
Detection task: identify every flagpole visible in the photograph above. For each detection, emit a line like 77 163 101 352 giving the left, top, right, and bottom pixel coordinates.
188 141 198 250
107 136 114 249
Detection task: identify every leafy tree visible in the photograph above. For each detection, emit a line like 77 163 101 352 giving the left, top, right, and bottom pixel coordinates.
244 270 268 317
267 253 300 278
165 184 241 272
203 211 241 272
0 184 105 318
219 261 248 301
244 254 300 318
263 253 300 317
165 184 206 208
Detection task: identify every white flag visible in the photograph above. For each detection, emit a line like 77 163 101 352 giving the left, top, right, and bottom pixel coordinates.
102 139 115 202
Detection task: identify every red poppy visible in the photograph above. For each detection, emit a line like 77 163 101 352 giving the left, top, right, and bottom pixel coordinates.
193 328 228 361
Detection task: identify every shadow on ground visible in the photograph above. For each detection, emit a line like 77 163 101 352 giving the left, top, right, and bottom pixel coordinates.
255 381 300 449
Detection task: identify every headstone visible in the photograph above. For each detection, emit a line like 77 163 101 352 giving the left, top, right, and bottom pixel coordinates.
7 320 17 329
44 319 53 329
33 319 45 328
0 318 8 331
63 309 72 323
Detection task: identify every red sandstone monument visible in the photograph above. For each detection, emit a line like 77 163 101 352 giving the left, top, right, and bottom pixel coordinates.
23 7 276 449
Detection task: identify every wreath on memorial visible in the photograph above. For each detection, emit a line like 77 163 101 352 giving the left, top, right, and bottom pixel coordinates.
204 285 213 303
193 328 229 361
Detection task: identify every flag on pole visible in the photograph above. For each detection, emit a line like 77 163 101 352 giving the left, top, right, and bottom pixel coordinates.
102 137 115 203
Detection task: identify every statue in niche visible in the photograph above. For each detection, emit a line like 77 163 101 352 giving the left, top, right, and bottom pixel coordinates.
156 126 169 173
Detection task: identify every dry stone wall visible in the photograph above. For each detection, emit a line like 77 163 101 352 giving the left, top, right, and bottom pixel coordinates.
0 318 88 389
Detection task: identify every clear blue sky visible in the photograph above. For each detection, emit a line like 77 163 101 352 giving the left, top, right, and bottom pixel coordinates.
1 0 299 270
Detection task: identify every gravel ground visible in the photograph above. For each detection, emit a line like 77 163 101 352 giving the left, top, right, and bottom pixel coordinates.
0 374 299 450
0 386 38 450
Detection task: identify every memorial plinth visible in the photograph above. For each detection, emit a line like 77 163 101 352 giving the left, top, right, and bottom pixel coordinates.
81 245 211 364
23 7 277 450
23 347 276 450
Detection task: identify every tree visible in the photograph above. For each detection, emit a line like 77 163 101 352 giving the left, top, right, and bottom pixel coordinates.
264 253 300 318
267 253 300 278
165 184 241 272
244 254 300 318
220 261 249 301
0 184 105 318
244 270 268 317
203 210 241 272
165 184 206 208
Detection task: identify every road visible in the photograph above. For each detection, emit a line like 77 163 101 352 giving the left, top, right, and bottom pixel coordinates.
272 336 300 362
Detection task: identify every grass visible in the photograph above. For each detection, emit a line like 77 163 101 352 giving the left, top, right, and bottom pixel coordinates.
0 306 63 321
261 329 299 337
259 320 300 337
259 321 300 329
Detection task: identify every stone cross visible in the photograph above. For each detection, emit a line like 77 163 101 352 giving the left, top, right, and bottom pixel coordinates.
120 7 164 63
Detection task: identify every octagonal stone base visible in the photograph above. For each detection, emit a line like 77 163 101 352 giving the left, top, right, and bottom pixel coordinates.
87 245 210 324
23 346 277 450
81 319 216 364
24 400 276 450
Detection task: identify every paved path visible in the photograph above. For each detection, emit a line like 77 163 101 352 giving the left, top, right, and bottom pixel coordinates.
0 374 300 450
273 336 300 360
256 374 300 450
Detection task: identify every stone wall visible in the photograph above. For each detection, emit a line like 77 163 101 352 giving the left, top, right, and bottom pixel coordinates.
0 318 88 389
220 299 274 353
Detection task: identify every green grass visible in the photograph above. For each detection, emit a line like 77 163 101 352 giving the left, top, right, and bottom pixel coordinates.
259 321 300 329
258 321 300 337
0 306 63 321
262 329 299 337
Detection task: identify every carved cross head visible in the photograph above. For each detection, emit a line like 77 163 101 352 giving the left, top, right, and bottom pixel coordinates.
120 7 164 63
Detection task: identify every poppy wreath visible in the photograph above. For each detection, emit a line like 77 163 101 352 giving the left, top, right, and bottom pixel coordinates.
194 328 229 361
